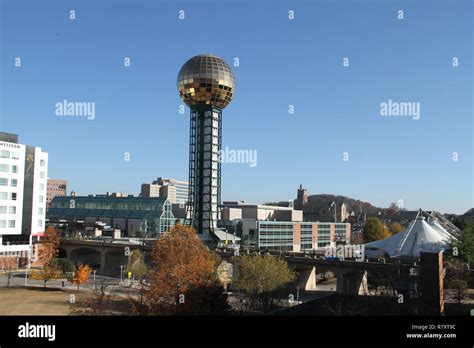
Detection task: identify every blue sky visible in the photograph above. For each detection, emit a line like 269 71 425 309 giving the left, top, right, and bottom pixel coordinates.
0 0 472 214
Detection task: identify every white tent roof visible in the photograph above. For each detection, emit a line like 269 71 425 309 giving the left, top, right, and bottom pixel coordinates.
213 229 241 242
365 210 456 258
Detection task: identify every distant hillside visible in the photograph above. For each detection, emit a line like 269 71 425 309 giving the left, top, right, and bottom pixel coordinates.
303 194 380 214
265 194 381 214
461 208 474 218
451 208 474 229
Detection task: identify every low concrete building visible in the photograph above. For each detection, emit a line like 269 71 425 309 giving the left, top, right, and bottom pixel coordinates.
219 201 349 252
221 201 303 222
239 220 350 252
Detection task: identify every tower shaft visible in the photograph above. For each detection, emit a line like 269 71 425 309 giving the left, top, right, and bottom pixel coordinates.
186 105 222 235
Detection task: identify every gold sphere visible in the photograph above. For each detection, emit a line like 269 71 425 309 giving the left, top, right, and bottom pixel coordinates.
177 54 235 109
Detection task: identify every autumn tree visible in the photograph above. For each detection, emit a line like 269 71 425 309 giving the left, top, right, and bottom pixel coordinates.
362 218 390 243
216 260 232 291
128 250 148 282
386 203 401 216
30 226 62 288
388 222 404 235
233 254 295 314
0 256 18 287
52 258 75 274
209 252 232 290
73 264 92 290
143 224 226 315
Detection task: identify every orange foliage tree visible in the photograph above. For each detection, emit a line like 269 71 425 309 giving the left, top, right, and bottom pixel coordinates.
388 222 404 235
0 256 18 287
30 226 62 288
362 218 391 243
73 264 92 290
145 224 216 314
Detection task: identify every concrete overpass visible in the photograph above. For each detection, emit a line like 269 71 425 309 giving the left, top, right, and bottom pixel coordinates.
283 254 417 295
60 239 418 295
59 239 153 276
218 250 418 296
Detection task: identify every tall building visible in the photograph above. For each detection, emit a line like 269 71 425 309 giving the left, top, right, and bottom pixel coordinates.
160 184 177 204
153 177 188 203
0 132 48 251
177 54 235 236
141 178 189 204
294 184 308 210
140 183 161 198
295 185 350 222
46 178 67 208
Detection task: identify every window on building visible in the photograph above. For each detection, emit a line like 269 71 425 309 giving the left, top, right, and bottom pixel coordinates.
0 206 6 214
0 150 10 158
0 178 7 186
9 206 16 214
0 192 7 200
40 171 45 178
12 152 19 159
38 207 43 215
11 165 18 173
39 183 44 190
0 220 6 228
8 220 15 228
11 193 17 201
38 220 43 227
0 164 9 172
40 159 45 166
10 179 17 187
39 195 43 203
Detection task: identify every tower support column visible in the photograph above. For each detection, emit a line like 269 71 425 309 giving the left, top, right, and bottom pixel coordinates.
186 105 222 236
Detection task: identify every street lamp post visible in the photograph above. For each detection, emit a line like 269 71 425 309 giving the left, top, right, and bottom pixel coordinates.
24 256 30 286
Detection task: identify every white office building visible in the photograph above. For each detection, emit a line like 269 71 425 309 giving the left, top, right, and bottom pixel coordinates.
141 177 189 204
0 132 48 253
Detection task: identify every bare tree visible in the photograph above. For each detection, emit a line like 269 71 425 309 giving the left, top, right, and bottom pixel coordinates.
444 259 470 312
0 256 17 287
70 278 117 315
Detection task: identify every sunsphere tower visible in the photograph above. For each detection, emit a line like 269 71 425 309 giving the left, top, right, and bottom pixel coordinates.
177 54 236 236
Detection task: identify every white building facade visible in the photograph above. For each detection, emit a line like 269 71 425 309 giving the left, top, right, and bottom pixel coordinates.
0 132 48 253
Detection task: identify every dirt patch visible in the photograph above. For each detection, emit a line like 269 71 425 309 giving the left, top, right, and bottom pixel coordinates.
0 287 91 315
